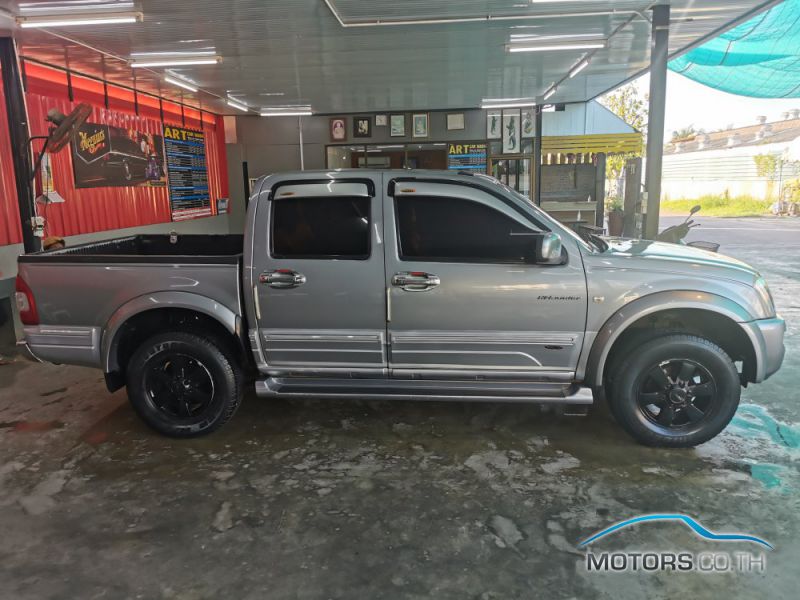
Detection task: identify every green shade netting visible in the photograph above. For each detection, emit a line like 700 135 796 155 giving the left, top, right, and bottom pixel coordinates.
669 0 800 98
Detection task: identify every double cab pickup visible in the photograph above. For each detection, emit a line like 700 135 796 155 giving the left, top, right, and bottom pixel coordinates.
15 170 785 446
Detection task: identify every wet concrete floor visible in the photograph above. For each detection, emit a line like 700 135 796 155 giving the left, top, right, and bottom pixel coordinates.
1 217 798 599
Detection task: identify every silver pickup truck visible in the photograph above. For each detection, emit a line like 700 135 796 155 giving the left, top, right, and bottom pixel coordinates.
15 170 785 447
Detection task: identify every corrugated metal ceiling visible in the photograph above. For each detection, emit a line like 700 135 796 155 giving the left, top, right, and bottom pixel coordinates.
0 0 779 115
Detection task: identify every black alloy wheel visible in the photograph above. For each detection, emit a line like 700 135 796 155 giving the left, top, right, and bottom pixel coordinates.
609 334 740 447
636 359 718 430
126 331 242 437
143 352 215 419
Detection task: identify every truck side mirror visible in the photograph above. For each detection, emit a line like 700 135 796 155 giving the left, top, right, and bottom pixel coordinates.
535 232 565 265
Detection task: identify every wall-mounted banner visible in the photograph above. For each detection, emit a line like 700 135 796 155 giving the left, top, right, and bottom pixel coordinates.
72 122 166 188
447 143 487 171
163 125 213 221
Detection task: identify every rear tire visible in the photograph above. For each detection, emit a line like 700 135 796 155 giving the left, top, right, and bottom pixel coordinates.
126 331 242 437
609 334 740 447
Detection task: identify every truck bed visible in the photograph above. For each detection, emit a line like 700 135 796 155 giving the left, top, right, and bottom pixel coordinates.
18 234 243 264
17 234 244 369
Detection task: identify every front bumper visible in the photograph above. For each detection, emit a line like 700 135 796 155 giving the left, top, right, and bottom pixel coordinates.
743 316 786 382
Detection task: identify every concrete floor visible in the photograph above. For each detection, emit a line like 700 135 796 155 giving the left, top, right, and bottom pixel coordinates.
1 217 798 599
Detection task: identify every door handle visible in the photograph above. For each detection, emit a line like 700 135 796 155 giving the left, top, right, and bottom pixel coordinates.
391 271 440 292
259 269 306 289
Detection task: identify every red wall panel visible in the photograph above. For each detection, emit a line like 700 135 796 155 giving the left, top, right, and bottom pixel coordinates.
107 84 136 114
161 99 183 126
27 93 173 235
136 93 162 121
207 114 230 200
23 62 69 100
3 64 228 242
0 64 23 246
0 63 229 246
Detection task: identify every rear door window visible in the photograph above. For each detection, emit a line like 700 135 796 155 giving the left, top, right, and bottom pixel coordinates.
271 196 371 259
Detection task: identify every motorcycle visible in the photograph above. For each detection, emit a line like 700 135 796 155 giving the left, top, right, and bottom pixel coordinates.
655 205 720 252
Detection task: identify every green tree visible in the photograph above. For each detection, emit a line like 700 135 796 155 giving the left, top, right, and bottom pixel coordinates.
600 84 648 196
671 126 697 142
754 153 788 200
753 153 779 180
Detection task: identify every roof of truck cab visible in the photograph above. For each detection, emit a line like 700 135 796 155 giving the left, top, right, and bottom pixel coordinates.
261 169 500 184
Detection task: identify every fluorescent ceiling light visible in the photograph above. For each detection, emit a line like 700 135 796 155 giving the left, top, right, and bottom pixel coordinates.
261 110 312 117
259 92 285 96
131 57 221 68
569 57 590 78
165 76 198 93
481 100 536 109
543 86 557 101
19 1 135 13
481 97 535 103
18 11 141 27
227 99 249 112
510 33 602 41
165 69 198 84
508 41 605 52
131 50 217 57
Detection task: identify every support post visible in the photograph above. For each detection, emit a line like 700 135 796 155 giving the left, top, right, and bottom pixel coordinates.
241 161 250 208
623 157 643 237
533 106 543 206
298 115 305 171
594 153 606 227
0 37 39 253
643 4 670 239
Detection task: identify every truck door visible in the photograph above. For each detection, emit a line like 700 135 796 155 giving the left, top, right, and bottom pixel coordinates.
384 179 587 381
252 178 387 377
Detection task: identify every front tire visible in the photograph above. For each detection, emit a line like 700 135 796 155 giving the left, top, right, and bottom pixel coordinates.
609 334 740 447
126 331 242 437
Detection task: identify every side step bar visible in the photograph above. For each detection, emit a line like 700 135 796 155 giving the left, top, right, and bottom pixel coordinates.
255 377 594 405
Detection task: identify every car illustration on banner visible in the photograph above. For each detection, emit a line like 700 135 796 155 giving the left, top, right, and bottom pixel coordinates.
71 122 166 188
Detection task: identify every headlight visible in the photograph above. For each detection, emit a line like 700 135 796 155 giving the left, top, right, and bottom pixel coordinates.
754 277 776 318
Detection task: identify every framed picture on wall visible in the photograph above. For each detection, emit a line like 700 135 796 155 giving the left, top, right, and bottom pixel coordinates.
486 110 501 139
330 118 346 141
521 107 536 138
375 114 388 127
390 114 405 137
447 113 465 130
412 113 428 138
502 109 521 154
354 116 371 138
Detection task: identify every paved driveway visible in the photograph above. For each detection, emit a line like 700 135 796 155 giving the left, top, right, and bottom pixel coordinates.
661 214 800 248
0 217 797 599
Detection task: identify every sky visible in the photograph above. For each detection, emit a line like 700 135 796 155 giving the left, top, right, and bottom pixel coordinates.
628 72 800 136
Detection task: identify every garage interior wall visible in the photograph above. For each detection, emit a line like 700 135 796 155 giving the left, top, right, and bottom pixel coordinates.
0 61 233 290
233 103 635 180
225 103 636 232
